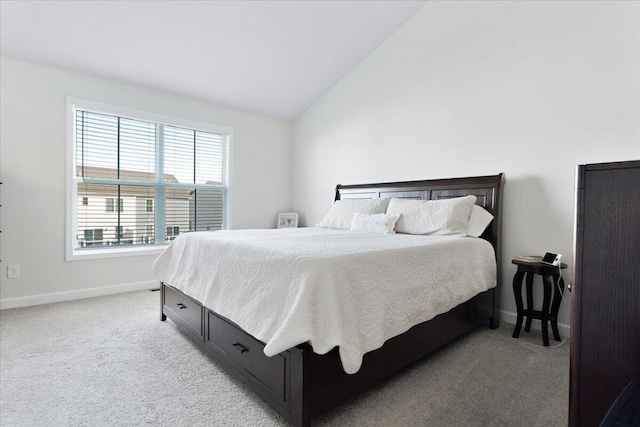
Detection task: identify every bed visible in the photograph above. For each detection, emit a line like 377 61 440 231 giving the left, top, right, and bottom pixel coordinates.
156 173 504 427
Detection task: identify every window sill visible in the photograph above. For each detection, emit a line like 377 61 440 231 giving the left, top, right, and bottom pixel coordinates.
67 245 168 261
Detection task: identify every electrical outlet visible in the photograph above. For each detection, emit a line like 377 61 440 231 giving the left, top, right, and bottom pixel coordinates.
7 265 20 279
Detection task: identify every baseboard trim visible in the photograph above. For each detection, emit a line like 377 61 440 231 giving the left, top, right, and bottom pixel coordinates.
0 280 158 310
499 309 571 338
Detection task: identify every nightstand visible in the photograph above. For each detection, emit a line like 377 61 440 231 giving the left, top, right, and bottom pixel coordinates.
512 257 567 347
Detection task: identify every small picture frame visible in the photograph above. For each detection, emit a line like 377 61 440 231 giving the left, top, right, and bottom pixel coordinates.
277 212 299 229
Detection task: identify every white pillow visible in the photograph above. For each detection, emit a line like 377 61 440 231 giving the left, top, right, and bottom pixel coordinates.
316 198 390 230
466 205 494 238
387 195 477 235
350 213 400 234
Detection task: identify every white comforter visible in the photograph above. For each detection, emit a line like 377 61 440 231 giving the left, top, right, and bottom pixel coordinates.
152 227 496 374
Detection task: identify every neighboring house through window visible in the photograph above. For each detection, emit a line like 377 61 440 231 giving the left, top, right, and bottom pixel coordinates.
68 98 232 259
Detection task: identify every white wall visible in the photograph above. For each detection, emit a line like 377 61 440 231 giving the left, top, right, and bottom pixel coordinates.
292 1 640 330
0 57 292 304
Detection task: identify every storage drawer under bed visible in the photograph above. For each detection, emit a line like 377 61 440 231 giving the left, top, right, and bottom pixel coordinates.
163 285 204 338
206 311 288 402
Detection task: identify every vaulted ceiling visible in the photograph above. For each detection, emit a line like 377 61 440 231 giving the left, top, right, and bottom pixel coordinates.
0 1 426 121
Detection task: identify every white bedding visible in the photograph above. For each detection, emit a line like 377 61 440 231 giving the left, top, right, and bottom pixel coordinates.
152 227 496 374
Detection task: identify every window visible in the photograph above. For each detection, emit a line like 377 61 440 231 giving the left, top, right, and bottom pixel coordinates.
68 98 231 259
144 224 154 244
166 225 180 241
82 228 104 247
106 198 123 213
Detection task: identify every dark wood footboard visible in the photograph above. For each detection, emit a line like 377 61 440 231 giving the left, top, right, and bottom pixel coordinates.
302 296 481 419
161 282 488 426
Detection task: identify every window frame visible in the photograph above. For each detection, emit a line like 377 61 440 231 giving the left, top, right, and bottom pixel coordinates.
66 97 233 261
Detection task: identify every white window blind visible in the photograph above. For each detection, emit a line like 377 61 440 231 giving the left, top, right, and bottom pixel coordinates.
73 108 229 253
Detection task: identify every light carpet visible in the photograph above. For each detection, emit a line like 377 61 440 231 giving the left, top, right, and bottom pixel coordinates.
0 290 569 426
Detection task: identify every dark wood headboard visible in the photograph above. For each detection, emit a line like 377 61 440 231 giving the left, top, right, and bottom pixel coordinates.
335 174 504 249
335 173 505 327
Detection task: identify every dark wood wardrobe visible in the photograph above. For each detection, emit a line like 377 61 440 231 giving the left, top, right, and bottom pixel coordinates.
570 160 640 426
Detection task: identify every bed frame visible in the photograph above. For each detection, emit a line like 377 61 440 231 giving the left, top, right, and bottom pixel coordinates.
160 173 504 427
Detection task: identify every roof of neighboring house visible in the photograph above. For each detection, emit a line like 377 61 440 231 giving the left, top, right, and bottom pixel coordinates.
76 166 198 199
76 166 180 182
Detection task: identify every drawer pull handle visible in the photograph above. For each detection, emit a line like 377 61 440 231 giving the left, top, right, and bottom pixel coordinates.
233 342 249 354
176 303 187 309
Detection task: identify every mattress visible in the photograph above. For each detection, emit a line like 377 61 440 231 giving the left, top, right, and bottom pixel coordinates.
152 227 496 374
